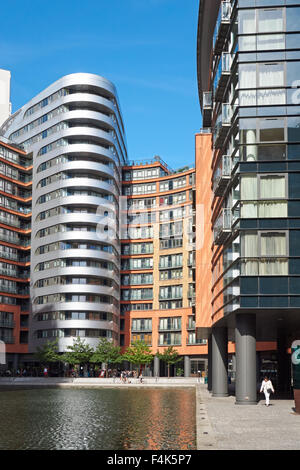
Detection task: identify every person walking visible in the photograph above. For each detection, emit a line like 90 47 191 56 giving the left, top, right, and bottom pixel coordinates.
260 376 275 406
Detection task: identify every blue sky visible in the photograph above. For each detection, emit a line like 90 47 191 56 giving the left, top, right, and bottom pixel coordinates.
1 0 202 169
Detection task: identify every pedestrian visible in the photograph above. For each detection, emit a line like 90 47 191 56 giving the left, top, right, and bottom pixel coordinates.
43 367 48 378
260 376 275 406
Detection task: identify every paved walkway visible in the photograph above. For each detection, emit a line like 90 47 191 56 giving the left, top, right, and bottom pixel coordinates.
196 384 300 450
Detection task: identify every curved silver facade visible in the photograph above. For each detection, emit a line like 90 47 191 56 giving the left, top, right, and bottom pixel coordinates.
1 73 127 352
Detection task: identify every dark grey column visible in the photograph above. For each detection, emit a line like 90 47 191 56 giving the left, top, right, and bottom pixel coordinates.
184 355 191 377
212 327 228 397
235 313 257 405
154 356 160 378
277 329 290 394
13 353 19 371
207 334 212 392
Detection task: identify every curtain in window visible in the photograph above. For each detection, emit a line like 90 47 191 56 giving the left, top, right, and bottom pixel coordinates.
261 233 286 256
259 259 288 275
258 9 284 33
241 175 257 200
240 90 257 106
241 232 258 275
240 64 256 89
259 201 287 218
259 64 284 87
260 175 285 198
239 10 256 34
257 34 285 50
258 89 286 105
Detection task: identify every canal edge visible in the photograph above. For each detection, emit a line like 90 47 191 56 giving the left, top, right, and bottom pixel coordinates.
196 384 218 450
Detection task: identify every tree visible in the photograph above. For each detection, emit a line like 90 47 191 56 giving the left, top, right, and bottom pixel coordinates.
34 339 60 367
61 337 94 370
156 346 181 378
90 338 122 377
123 340 153 374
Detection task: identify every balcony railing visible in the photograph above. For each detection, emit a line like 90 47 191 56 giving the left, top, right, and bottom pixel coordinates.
213 104 232 149
213 1 232 55
213 53 231 102
0 319 15 328
202 91 212 128
213 155 231 197
213 208 232 245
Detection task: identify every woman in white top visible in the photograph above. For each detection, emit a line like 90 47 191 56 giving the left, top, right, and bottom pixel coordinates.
260 376 275 406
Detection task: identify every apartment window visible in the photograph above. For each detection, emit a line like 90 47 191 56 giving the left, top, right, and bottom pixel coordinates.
159 317 181 331
158 332 181 346
241 174 287 218
260 118 285 142
241 231 288 275
257 8 284 33
131 318 152 332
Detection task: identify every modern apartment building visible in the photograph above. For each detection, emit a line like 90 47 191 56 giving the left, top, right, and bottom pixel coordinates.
120 157 208 376
1 73 127 354
0 137 32 369
197 0 300 402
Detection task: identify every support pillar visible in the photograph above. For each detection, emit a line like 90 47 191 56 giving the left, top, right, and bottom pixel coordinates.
154 356 160 378
212 327 228 397
235 313 257 405
184 355 191 377
207 334 212 392
277 329 290 394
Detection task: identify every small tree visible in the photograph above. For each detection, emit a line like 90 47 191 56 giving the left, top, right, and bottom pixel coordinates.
156 346 181 378
123 340 153 374
61 337 94 373
34 339 61 370
90 338 122 377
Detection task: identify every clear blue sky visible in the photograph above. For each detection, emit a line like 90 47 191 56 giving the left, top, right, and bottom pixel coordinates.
1 0 202 168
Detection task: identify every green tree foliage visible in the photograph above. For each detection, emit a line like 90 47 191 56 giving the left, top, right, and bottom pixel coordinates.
90 339 122 376
123 340 153 373
156 346 181 378
34 339 60 366
61 337 94 366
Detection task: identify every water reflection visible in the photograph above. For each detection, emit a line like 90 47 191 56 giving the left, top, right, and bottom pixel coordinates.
0 388 196 450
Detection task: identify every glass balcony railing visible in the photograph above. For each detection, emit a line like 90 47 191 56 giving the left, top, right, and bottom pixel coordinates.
213 1 232 55
213 53 231 102
213 104 232 148
203 91 212 108
213 208 232 245
202 91 212 128
213 155 231 197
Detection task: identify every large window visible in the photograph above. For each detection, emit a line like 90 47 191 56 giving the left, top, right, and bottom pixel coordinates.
240 174 287 218
241 231 288 275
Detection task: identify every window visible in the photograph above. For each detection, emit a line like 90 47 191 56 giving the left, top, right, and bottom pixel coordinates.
241 231 288 275
241 174 287 218
257 8 284 33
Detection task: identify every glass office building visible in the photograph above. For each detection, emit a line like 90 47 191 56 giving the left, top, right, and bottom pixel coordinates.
197 0 300 402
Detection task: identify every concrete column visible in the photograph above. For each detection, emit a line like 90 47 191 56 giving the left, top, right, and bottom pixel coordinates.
212 327 228 397
184 355 191 377
235 313 257 405
207 334 212 392
154 356 160 377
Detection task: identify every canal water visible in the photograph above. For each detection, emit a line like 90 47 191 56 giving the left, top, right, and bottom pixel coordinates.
0 387 196 450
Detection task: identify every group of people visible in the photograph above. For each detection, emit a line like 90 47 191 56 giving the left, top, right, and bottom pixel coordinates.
118 370 143 384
